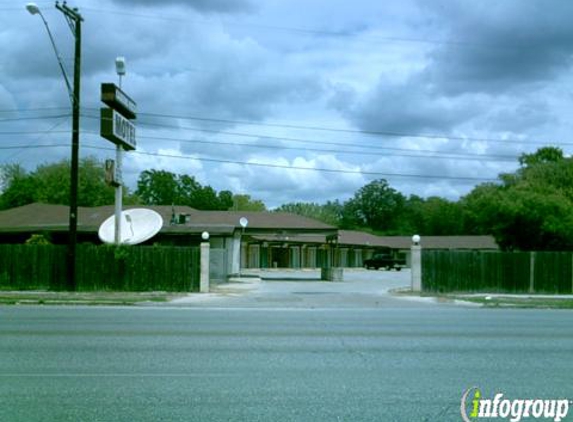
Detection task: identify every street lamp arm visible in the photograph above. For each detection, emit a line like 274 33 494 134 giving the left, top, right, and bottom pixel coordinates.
35 10 74 105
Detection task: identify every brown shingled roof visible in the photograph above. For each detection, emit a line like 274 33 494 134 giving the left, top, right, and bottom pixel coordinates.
252 230 498 250
338 231 498 250
0 203 70 232
0 203 334 234
187 210 334 231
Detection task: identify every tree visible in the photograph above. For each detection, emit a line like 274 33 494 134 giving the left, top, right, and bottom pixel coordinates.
322 200 344 226
135 170 233 210
464 185 573 250
0 157 121 210
394 195 425 234
518 146 564 167
418 197 465 235
217 190 234 211
462 183 506 235
0 163 27 192
136 170 181 205
231 194 267 211
341 179 406 232
0 164 36 210
275 201 342 226
395 195 465 236
189 185 220 210
462 146 573 250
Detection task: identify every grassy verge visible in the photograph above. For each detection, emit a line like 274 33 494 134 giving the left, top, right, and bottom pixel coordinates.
0 291 183 306
391 288 573 309
450 296 573 309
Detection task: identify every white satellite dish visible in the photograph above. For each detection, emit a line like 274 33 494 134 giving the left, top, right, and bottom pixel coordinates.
98 208 163 245
239 217 249 228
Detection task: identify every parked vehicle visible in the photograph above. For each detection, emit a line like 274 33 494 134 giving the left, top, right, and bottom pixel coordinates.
364 251 406 271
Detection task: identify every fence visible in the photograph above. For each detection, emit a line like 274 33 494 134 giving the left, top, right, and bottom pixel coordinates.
422 250 573 294
0 244 200 292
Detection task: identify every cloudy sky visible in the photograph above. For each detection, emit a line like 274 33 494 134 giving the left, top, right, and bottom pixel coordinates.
2 0 573 207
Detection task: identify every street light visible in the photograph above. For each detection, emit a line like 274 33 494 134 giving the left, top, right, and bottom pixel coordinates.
26 1 83 290
25 3 39 14
25 3 73 104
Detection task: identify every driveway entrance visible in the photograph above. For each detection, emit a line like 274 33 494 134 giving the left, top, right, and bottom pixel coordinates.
168 269 438 308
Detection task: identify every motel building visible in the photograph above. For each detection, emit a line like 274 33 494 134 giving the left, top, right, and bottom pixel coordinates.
0 203 498 282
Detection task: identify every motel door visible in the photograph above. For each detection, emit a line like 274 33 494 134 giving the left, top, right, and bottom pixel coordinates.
270 246 289 268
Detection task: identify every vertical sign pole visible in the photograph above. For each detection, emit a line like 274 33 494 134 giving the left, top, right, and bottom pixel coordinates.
114 144 123 245
114 67 124 245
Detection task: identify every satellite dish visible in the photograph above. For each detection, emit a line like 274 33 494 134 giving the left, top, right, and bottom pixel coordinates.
98 208 163 245
239 217 249 228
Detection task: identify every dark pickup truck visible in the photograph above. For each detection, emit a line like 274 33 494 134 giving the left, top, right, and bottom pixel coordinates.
364 252 406 271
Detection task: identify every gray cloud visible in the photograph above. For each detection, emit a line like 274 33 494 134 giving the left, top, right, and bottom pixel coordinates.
109 0 255 14
333 78 476 134
419 0 573 95
333 0 573 158
218 154 365 207
480 101 555 133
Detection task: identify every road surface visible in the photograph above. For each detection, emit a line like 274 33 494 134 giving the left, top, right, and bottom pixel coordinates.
1 270 572 421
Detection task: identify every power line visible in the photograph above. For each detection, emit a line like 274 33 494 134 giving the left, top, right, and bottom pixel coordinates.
77 6 530 51
81 143 498 182
1 127 516 169
132 134 516 163
0 110 549 168
0 114 71 123
81 114 521 161
0 139 501 181
0 107 70 114
0 120 521 163
3 116 71 162
0 144 69 150
84 109 559 147
0 112 550 163
2 107 563 150
1 139 501 183
79 6 186 22
0 130 69 135
82 112 546 158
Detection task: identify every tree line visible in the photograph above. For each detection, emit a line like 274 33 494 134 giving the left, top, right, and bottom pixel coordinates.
1 147 571 251
278 147 573 251
0 159 266 212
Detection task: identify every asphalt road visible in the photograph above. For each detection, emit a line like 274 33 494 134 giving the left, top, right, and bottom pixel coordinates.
1 271 573 421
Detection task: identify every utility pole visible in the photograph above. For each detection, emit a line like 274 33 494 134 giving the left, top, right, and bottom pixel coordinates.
26 1 83 290
55 1 83 291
